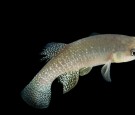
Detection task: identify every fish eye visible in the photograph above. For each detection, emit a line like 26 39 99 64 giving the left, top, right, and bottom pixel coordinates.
131 49 135 56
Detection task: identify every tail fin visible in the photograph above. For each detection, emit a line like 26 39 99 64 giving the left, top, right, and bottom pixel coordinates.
21 79 52 109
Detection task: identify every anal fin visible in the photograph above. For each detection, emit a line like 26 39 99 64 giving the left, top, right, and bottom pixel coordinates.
58 71 79 94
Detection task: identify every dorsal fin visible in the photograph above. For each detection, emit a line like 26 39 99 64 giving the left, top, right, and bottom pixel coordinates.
90 32 99 36
40 42 66 61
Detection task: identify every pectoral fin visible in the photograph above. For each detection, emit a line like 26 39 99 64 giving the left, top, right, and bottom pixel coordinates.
101 61 111 82
79 67 92 76
58 71 79 94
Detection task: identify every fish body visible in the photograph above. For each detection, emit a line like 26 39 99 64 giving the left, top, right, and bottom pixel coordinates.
21 34 135 109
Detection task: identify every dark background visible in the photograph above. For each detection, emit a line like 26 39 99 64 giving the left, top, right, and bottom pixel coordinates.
4 4 135 114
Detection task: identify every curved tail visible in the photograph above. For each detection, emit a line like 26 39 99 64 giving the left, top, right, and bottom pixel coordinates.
21 78 52 109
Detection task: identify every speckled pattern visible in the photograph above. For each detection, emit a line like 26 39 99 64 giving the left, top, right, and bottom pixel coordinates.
21 77 51 108
40 42 66 61
58 71 79 94
21 34 135 109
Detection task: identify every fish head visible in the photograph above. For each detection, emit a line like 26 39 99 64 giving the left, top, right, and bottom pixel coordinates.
112 37 135 63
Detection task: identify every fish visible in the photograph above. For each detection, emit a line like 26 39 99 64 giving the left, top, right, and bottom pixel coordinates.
21 34 135 109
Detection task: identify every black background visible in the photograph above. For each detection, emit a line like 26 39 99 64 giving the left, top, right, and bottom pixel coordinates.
4 4 135 114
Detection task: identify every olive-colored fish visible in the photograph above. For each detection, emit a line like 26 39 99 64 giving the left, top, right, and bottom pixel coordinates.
21 34 135 109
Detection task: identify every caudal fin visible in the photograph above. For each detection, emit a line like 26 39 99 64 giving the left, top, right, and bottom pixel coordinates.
21 80 52 109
